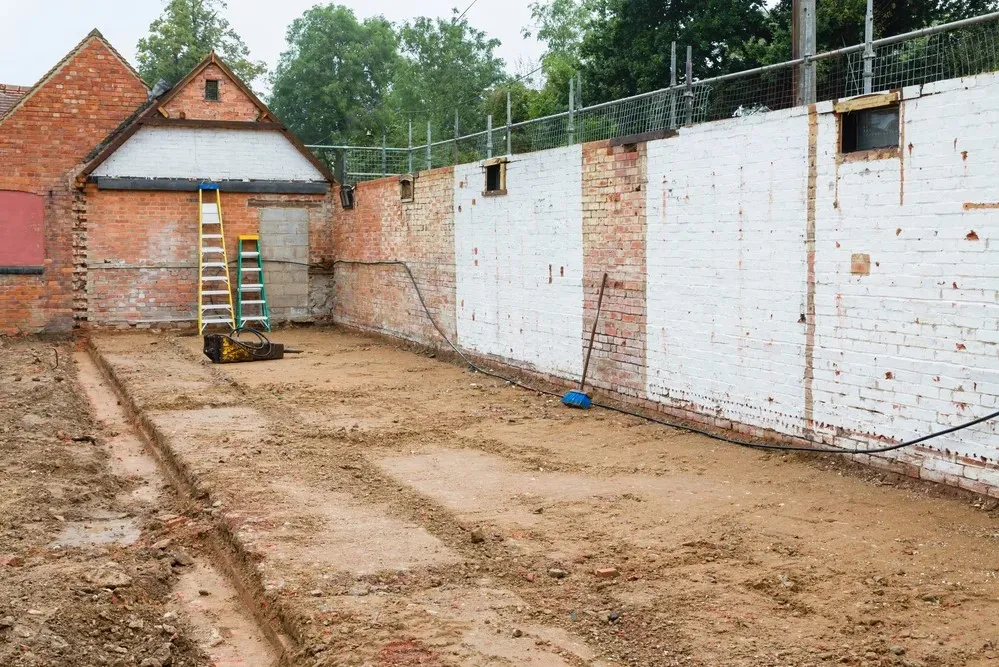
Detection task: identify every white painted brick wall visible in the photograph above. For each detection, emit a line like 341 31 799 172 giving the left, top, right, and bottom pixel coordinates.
812 72 999 468
92 127 326 181
645 108 811 436
454 146 584 378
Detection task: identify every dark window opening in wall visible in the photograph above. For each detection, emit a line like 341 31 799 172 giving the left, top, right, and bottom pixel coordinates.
399 175 414 202
204 79 220 101
841 106 900 153
483 158 507 195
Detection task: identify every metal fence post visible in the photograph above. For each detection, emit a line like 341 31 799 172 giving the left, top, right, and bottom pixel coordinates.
568 77 575 145
576 71 582 109
487 114 493 159
453 110 459 165
506 91 512 155
684 45 694 127
669 41 678 129
381 134 387 177
408 120 413 173
797 0 817 104
426 122 432 170
863 0 875 94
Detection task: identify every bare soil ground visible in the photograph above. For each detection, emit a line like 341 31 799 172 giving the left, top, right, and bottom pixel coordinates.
81 327 999 667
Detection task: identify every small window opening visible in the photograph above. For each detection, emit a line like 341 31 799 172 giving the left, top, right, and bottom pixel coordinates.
399 175 414 202
841 105 899 153
483 158 507 195
204 79 220 101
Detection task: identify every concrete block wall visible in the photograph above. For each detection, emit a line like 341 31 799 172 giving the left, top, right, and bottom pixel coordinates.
331 70 999 496
260 207 310 321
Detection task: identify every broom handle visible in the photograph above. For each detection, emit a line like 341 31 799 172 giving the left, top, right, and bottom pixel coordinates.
579 273 609 392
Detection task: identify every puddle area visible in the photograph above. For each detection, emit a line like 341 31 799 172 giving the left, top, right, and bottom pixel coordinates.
51 513 141 548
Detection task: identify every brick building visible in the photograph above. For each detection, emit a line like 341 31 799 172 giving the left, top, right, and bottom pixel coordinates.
0 30 333 334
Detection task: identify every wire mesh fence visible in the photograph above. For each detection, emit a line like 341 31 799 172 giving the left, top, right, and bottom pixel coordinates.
308 11 999 183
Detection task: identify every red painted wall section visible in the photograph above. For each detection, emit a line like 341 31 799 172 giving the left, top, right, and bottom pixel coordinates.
0 191 44 266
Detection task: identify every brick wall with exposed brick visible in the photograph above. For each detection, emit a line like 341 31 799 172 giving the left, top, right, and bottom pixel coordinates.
332 72 999 498
161 63 260 121
0 35 149 334
332 168 456 344
85 187 333 327
582 141 647 399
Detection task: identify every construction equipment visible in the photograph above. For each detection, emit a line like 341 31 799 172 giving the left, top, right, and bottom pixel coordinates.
563 272 609 410
203 328 301 364
197 183 235 333
235 235 271 331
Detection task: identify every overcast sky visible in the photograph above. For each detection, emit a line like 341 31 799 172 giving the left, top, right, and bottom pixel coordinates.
0 0 546 89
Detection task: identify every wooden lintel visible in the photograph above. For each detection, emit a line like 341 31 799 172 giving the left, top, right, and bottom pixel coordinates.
140 117 284 130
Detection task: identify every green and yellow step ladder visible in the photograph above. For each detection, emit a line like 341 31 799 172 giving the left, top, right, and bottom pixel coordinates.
197 184 235 333
235 235 271 331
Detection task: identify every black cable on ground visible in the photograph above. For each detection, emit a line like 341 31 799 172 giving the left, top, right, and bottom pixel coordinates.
333 259 999 455
223 326 273 359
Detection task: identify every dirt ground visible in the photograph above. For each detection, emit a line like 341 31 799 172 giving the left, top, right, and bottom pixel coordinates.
23 326 999 666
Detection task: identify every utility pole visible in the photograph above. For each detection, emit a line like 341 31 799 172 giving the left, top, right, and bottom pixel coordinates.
793 0 817 105
863 0 875 94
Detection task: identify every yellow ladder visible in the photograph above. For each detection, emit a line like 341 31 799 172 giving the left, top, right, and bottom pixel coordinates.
197 184 235 333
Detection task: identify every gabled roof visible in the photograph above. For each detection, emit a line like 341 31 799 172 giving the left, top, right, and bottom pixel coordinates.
0 85 30 118
0 29 147 126
81 51 336 184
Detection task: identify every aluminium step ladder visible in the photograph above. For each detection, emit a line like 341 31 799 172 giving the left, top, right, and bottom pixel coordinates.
197 184 236 333
235 235 271 331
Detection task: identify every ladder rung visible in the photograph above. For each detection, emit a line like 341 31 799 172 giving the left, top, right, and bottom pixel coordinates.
239 284 263 291
202 304 232 311
240 268 261 273
202 234 222 239
202 262 226 268
201 290 230 296
241 252 260 258
240 300 265 305
240 316 268 322
202 248 224 254
202 278 229 284
201 318 234 325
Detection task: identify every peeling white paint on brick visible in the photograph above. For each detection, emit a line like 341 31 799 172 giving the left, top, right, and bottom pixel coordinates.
454 145 585 378
812 71 999 472
92 127 326 181
645 108 811 435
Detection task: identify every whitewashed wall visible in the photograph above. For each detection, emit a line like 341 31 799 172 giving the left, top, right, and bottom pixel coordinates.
645 108 811 436
454 146 584 378
92 127 326 181
812 74 999 483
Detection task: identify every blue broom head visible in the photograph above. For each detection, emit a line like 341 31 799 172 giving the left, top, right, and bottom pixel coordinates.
562 390 592 409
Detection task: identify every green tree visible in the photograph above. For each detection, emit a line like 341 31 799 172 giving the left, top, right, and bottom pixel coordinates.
522 0 594 115
763 0 999 61
577 0 772 102
136 0 266 88
268 5 398 145
389 13 507 145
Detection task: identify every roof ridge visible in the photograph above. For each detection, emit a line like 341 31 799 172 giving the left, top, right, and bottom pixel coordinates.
0 28 147 125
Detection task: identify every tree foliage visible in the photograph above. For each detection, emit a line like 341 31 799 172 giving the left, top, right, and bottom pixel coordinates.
136 0 266 88
268 5 398 145
388 14 507 143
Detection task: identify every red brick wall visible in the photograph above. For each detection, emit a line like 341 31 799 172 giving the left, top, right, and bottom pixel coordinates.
85 186 332 326
0 36 148 334
333 167 456 343
161 63 260 121
582 141 648 400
